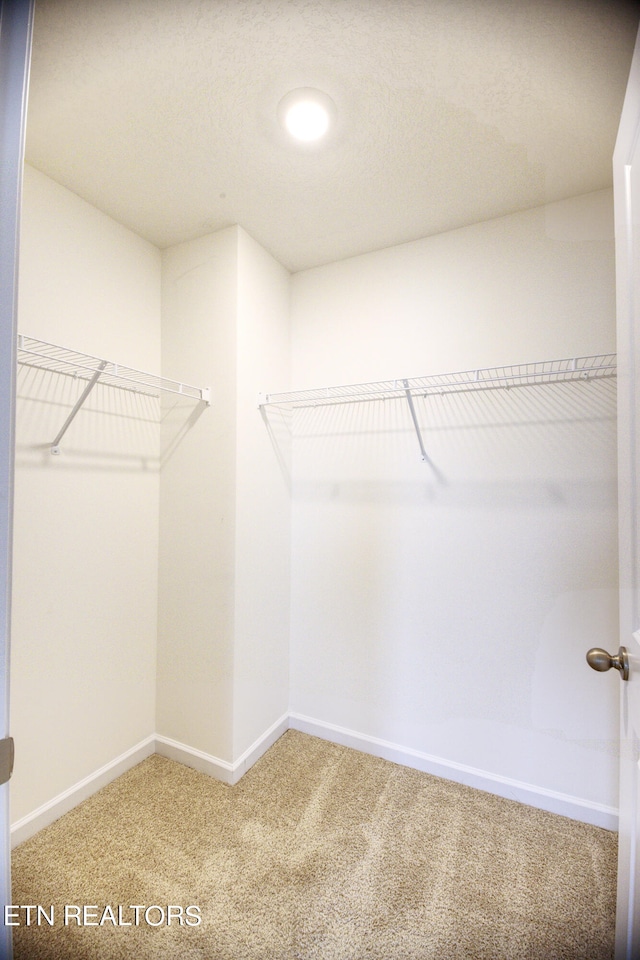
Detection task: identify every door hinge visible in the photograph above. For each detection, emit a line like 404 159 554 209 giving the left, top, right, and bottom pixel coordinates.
0 738 14 785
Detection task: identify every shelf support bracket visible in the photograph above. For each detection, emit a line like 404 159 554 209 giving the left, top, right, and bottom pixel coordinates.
403 379 429 462
51 360 108 454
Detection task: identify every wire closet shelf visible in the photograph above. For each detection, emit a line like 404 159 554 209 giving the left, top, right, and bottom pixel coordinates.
258 353 617 409
258 353 617 466
18 336 210 403
17 335 210 454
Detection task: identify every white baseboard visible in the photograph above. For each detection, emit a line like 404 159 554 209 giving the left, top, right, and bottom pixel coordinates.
155 712 289 786
10 734 156 848
232 713 290 783
11 713 617 846
289 712 619 831
154 735 235 785
11 717 290 847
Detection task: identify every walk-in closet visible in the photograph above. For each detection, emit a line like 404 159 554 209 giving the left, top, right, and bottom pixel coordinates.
4 0 640 957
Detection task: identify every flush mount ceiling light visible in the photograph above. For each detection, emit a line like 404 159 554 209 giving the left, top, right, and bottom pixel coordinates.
278 88 336 142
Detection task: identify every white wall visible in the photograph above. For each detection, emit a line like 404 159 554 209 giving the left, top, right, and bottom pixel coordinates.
11 165 161 821
12 192 291 824
233 228 290 758
158 227 238 761
288 190 619 814
158 225 291 764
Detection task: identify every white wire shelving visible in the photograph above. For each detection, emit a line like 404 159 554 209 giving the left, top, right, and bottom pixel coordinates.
17 335 210 454
258 353 617 463
258 354 616 408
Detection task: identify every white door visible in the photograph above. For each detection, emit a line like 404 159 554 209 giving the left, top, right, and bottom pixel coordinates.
614 23 640 960
0 2 33 958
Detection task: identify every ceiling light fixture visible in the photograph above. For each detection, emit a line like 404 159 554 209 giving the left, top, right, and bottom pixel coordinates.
278 88 336 143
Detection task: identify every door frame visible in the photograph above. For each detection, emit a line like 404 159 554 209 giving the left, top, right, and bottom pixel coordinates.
613 21 640 960
0 1 34 956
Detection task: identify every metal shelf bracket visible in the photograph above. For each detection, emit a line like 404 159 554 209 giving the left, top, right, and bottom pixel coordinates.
402 379 428 462
50 359 107 455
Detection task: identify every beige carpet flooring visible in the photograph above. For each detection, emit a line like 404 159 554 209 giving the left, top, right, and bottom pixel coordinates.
11 730 617 959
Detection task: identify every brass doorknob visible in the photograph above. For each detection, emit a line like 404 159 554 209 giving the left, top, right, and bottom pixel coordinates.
586 646 629 681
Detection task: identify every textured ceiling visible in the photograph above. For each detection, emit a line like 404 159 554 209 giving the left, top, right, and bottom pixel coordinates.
25 0 640 272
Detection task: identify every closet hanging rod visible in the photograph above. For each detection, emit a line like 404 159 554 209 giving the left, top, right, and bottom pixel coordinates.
257 353 616 409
